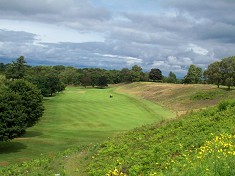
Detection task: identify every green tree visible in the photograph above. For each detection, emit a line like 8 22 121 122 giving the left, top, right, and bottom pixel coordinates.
120 68 132 83
204 61 222 88
220 56 235 90
8 80 44 127
130 65 143 82
59 67 80 85
184 64 202 84
0 80 44 141
0 75 6 87
80 73 92 88
5 56 27 79
97 76 108 88
149 68 163 81
167 71 177 83
0 63 5 73
28 66 65 96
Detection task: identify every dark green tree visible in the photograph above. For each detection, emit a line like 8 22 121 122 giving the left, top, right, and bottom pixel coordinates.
204 61 222 88
5 56 27 79
130 65 143 82
0 63 5 73
149 68 163 81
8 80 44 127
183 64 202 84
0 80 44 141
167 71 177 83
220 56 235 90
59 67 80 85
80 74 92 88
120 68 132 83
97 76 108 88
28 66 65 96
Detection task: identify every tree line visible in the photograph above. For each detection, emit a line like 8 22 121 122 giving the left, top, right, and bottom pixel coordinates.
0 57 178 97
1 55 235 141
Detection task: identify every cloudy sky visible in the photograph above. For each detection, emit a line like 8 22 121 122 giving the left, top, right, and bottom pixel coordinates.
0 0 235 77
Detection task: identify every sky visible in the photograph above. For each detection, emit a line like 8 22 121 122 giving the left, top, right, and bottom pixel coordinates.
0 0 235 77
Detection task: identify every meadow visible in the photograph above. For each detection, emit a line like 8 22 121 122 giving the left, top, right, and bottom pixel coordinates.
0 86 173 166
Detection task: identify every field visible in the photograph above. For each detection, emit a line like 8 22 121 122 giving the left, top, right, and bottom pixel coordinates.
1 83 235 176
0 86 173 166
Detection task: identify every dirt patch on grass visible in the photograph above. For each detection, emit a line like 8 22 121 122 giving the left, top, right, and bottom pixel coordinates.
0 161 10 166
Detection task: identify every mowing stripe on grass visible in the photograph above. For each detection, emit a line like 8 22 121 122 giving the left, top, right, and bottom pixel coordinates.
0 86 174 165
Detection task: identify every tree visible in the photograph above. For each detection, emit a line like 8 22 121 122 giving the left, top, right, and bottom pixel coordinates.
97 76 108 88
167 71 177 83
0 80 44 141
183 64 202 84
130 65 143 82
80 73 92 88
220 56 235 90
149 68 163 82
59 68 80 85
28 66 65 96
0 63 5 73
120 68 132 83
5 56 27 79
204 61 222 88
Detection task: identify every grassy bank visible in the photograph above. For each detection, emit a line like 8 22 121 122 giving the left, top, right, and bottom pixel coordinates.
0 86 173 166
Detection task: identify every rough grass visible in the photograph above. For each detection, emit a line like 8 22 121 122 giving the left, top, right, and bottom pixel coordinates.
0 86 173 166
116 82 235 113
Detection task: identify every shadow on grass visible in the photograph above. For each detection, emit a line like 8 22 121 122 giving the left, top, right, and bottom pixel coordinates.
23 131 43 138
0 142 27 154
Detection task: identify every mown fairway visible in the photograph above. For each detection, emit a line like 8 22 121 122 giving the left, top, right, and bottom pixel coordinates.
0 86 174 165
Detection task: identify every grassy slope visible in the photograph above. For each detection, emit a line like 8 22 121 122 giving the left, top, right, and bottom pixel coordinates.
116 82 235 113
1 83 235 175
67 83 235 175
87 101 235 176
0 86 173 166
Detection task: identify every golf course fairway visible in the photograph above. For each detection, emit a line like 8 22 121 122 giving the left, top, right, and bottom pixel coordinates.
0 86 174 165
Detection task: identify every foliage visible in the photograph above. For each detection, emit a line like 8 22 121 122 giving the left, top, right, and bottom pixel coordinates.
0 147 81 176
7 79 44 127
5 56 27 80
0 80 44 141
167 71 177 83
190 91 216 100
97 76 108 88
184 64 202 84
204 61 222 88
86 100 235 175
27 66 65 96
120 68 132 83
130 65 144 82
0 63 6 73
0 87 27 141
149 68 163 81
205 56 235 89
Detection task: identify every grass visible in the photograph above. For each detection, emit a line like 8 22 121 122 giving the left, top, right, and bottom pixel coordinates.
85 100 235 176
2 83 235 176
116 82 235 112
0 86 174 166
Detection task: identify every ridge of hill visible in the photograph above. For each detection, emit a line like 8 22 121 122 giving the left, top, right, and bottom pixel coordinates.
116 82 235 113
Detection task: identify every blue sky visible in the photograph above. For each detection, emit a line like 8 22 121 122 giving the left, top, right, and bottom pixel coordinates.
0 0 235 77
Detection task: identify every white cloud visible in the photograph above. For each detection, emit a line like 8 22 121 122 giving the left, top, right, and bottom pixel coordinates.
186 43 208 55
